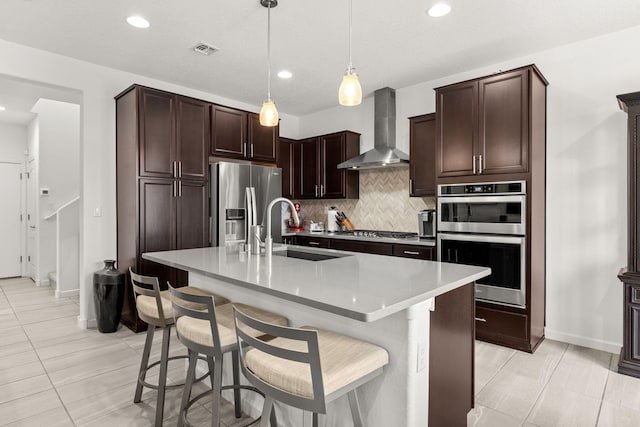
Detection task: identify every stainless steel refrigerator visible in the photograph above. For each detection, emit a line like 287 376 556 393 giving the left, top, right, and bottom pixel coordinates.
210 161 282 247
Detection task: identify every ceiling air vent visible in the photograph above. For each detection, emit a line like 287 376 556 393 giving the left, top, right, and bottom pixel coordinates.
192 42 219 56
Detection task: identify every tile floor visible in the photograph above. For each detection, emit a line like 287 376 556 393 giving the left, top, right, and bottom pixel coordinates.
2 277 640 427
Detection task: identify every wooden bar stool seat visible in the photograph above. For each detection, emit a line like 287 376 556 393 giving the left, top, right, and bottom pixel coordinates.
233 307 389 427
169 285 288 427
129 268 229 427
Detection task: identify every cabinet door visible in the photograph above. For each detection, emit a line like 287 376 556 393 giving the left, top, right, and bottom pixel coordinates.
278 137 299 199
409 114 436 196
436 81 478 178
321 133 346 198
393 244 434 260
139 88 176 178
299 138 320 198
176 97 209 181
211 105 246 159
248 113 277 163
177 180 209 250
139 178 177 254
478 69 529 175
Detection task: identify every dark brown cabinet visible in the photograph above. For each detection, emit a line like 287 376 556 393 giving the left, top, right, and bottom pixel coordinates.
277 137 299 199
330 239 393 256
116 85 210 332
393 244 434 260
409 113 436 196
137 88 209 180
617 91 640 378
436 66 545 180
295 235 331 249
298 131 360 199
211 105 277 163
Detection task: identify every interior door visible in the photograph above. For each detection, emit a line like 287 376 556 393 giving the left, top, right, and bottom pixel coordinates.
0 163 22 278
26 160 37 279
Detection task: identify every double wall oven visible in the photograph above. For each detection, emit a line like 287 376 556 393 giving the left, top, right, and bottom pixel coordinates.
437 181 527 308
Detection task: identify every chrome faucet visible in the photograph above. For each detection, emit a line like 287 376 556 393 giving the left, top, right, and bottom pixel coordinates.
265 197 300 257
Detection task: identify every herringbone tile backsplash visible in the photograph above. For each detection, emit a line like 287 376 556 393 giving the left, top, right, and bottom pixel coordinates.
293 168 435 232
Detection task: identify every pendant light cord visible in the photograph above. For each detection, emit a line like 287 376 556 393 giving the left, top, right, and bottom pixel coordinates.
348 0 353 73
267 3 272 102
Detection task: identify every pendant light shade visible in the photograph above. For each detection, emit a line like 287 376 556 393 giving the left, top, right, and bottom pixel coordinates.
339 0 361 106
339 73 362 106
259 0 279 127
259 100 279 126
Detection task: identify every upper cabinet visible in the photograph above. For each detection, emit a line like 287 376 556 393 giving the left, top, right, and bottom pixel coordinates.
277 137 299 199
137 87 208 182
409 113 436 197
211 105 277 163
298 131 360 199
435 66 547 180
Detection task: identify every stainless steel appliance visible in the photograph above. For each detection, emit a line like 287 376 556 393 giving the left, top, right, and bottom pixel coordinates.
418 209 437 239
437 181 527 308
210 162 282 247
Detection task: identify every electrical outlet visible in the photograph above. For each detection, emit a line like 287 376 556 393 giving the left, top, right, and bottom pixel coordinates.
417 342 427 372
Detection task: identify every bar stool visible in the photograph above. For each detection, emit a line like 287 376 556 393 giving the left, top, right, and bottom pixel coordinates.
129 268 229 427
169 284 288 427
233 307 390 427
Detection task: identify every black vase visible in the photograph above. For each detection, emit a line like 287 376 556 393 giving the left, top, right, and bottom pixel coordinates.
93 260 125 333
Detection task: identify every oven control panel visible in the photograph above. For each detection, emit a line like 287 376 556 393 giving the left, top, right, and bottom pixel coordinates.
438 180 526 196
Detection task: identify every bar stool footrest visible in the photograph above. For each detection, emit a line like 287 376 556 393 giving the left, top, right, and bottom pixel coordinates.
138 354 210 391
181 384 266 427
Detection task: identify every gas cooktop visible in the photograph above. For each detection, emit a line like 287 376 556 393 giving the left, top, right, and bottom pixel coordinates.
335 229 419 239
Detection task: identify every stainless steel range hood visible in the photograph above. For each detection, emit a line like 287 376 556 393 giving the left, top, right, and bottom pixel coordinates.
338 87 409 170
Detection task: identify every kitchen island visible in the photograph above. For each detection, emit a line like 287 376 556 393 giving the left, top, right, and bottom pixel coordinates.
143 245 490 426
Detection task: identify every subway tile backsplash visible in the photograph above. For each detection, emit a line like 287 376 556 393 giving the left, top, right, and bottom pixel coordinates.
293 168 435 232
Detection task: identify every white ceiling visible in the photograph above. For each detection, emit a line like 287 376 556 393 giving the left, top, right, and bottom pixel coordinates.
0 0 639 123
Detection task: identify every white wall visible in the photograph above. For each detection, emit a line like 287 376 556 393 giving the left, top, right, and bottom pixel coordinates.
0 122 27 162
0 38 301 328
297 27 639 353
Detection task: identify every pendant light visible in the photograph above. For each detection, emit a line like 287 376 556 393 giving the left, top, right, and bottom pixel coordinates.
259 0 279 127
338 0 362 106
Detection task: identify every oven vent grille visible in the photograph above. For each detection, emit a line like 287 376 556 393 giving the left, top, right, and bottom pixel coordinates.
193 42 219 56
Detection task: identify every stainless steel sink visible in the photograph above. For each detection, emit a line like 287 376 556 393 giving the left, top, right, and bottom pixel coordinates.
273 249 349 262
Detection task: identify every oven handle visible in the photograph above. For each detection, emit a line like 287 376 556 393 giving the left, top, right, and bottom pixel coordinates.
437 194 526 204
437 232 526 245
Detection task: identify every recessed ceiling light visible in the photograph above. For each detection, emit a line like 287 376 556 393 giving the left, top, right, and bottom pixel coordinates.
427 3 451 17
0 106 5 111
126 15 150 29
277 70 293 79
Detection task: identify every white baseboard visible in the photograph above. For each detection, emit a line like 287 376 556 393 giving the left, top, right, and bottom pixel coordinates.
545 328 622 355
55 288 79 298
77 316 97 329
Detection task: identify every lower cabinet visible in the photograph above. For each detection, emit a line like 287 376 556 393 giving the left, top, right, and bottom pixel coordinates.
330 239 393 256
618 273 640 378
293 236 435 260
475 303 530 351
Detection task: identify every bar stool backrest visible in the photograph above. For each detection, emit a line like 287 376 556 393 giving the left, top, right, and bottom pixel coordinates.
129 267 168 328
168 284 226 357
233 306 327 414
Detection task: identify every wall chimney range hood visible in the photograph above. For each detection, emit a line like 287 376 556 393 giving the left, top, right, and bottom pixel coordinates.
338 87 409 170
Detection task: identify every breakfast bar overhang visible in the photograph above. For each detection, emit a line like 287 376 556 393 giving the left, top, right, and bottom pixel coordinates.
143 245 490 426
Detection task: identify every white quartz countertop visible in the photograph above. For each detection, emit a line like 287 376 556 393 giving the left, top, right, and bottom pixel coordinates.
143 245 490 322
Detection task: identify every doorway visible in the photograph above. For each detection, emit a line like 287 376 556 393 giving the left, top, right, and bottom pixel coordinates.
0 162 22 278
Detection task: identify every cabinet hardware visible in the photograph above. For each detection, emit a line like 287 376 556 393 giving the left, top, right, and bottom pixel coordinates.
320 184 325 197
178 181 182 197
251 144 254 158
173 181 177 197
309 241 320 246
179 161 182 178
315 185 319 197
472 155 477 174
173 161 177 177
244 143 248 157
475 317 487 323
478 155 483 174
403 250 420 255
